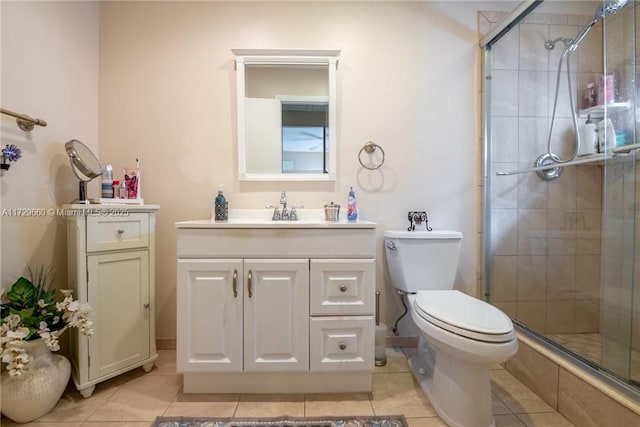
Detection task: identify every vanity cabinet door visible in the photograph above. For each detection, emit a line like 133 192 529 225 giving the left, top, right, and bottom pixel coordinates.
86 250 150 381
243 259 309 371
177 259 244 372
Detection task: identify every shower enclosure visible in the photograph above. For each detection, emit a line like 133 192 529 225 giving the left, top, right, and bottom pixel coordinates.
482 0 640 390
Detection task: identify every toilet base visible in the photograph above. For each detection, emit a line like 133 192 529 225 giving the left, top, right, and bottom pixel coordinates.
408 342 496 427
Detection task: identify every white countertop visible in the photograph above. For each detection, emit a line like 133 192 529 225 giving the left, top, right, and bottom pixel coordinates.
175 209 376 229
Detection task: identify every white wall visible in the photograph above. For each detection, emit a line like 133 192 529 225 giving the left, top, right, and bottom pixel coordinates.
99 0 486 339
1 2 99 289
1 0 509 341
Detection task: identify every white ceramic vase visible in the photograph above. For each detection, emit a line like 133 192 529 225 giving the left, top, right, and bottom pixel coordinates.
1 338 71 423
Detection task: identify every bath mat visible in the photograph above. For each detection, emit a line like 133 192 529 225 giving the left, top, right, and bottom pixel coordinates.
152 415 408 427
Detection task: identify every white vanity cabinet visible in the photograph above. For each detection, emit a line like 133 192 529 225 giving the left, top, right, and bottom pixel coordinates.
66 204 159 398
176 220 376 393
177 258 309 372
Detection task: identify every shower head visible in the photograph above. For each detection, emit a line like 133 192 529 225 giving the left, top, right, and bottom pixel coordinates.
596 0 629 18
567 0 629 51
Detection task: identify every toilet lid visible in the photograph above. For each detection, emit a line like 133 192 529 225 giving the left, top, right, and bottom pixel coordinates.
414 290 515 343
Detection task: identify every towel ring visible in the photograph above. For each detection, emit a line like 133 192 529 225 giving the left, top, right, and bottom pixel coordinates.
358 141 385 170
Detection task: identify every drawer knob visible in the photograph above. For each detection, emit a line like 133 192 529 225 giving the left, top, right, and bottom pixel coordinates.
117 228 125 234
339 342 347 350
340 284 347 292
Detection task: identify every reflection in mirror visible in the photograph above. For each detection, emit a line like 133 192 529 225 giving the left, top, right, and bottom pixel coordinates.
234 49 339 181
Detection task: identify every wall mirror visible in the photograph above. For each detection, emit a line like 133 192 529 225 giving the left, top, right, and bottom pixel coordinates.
233 49 339 181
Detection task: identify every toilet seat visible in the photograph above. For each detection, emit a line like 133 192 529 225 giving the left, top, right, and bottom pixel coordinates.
414 290 515 343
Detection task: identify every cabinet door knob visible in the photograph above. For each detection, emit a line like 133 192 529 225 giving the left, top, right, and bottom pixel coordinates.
143 303 150 309
248 270 253 298
117 228 125 234
340 284 348 292
339 342 347 350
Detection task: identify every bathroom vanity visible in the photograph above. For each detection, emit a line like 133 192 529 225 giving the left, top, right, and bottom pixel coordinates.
175 212 376 393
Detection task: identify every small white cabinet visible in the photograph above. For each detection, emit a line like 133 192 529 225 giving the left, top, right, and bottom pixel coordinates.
66 204 159 398
176 220 376 393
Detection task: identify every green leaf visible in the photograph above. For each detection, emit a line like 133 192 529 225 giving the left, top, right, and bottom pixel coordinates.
6 276 37 308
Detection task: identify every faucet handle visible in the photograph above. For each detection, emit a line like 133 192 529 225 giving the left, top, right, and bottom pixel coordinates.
266 205 281 221
289 205 304 221
280 191 287 204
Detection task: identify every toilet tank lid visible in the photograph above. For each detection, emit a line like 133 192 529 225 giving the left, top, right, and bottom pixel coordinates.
383 230 463 239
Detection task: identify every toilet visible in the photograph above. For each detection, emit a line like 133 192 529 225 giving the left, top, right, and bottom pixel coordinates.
384 230 517 427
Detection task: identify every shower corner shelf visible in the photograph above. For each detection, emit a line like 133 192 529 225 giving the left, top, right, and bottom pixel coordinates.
579 101 631 118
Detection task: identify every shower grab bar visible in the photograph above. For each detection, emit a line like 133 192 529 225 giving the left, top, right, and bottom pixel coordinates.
0 107 47 131
496 144 640 176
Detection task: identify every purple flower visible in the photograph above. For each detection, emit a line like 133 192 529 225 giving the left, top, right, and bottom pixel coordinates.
2 144 21 162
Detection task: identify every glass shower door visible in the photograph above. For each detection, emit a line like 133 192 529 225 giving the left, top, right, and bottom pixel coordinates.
600 0 638 384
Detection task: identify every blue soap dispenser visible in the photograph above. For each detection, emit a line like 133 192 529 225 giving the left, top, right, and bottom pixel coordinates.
347 186 358 222
214 185 228 221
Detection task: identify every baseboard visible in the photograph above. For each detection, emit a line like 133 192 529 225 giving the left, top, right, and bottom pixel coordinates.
156 338 176 350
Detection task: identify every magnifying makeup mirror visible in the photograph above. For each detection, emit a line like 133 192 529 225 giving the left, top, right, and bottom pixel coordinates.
65 139 101 204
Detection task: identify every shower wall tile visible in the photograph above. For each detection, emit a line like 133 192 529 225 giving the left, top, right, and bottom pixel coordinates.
547 255 576 300
491 255 517 301
491 163 518 208
519 70 549 117
492 25 519 71
548 24 579 71
546 300 575 333
516 255 547 301
547 72 579 118
549 166 577 209
518 117 549 163
575 254 601 300
492 116 519 162
524 13 567 26
576 165 602 209
517 169 548 208
493 301 517 318
517 209 548 255
577 26 603 74
488 10 609 339
493 69 519 117
491 208 519 255
517 301 547 331
575 300 600 333
519 24 550 71
546 117 577 160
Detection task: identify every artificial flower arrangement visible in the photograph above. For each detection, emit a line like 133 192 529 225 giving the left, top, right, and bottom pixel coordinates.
0 267 94 377
1 144 21 172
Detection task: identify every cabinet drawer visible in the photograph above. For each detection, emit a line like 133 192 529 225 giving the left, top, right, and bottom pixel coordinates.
309 316 374 371
310 259 374 316
87 213 149 252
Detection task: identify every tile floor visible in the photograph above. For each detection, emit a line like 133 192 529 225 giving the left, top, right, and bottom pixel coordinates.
1 348 575 427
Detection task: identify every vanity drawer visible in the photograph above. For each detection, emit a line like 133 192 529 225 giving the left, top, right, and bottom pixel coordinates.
309 316 374 371
87 213 149 252
310 259 374 316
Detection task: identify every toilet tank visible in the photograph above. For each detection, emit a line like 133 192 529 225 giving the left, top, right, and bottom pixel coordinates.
383 230 463 293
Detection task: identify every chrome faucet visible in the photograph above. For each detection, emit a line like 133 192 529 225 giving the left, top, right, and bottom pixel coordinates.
280 191 288 220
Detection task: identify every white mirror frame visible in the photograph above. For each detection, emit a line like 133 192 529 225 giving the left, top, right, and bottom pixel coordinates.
233 49 340 181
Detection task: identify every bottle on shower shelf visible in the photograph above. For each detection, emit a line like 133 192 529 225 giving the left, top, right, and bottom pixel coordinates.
578 115 597 156
582 82 597 109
